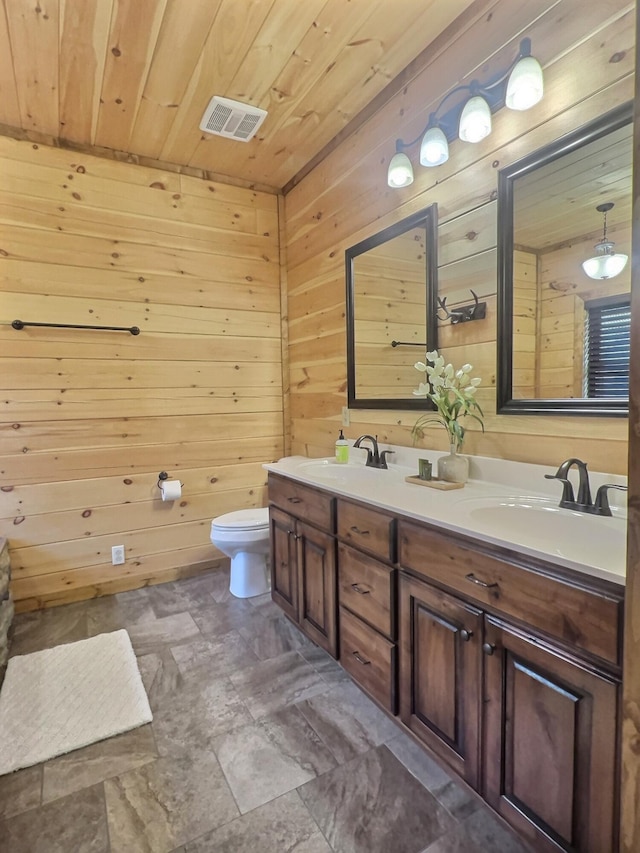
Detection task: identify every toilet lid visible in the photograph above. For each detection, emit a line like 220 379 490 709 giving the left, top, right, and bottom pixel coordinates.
212 507 269 530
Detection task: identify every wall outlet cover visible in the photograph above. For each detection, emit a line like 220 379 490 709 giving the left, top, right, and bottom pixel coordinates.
111 545 125 565
342 406 350 427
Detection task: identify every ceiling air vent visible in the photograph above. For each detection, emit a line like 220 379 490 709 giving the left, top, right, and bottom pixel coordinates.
199 96 267 142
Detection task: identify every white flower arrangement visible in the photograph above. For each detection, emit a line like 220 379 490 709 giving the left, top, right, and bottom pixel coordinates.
412 349 484 450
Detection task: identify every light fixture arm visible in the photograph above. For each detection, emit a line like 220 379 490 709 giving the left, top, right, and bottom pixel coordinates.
393 38 535 154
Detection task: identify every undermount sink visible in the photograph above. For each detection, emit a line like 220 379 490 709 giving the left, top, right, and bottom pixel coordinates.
297 459 402 484
456 496 626 572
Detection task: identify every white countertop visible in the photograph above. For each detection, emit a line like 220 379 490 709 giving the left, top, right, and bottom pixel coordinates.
264 443 627 587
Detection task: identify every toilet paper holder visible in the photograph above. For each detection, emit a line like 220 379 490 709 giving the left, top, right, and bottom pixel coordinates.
157 471 183 489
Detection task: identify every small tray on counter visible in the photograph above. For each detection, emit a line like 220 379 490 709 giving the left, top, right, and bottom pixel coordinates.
405 475 464 491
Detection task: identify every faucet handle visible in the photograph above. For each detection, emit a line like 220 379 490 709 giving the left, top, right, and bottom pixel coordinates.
379 450 395 469
594 484 627 516
544 473 575 506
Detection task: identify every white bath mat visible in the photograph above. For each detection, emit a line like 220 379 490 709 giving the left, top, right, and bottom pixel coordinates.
0 629 152 775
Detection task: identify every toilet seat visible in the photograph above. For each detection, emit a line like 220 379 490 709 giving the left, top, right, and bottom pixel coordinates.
211 507 269 532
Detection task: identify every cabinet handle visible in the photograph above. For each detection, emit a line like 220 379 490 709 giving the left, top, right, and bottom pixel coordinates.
351 583 371 595
352 650 371 666
482 642 496 656
293 533 302 541
460 629 472 642
287 497 302 504
350 525 370 536
465 572 498 589
287 529 295 536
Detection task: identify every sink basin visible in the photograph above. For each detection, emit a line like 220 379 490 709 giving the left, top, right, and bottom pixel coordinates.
456 496 626 574
297 459 403 485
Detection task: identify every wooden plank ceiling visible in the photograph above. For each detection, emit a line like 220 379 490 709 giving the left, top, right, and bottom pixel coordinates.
0 0 476 191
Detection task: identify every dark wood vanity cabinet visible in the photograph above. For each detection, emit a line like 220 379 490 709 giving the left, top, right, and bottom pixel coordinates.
398 519 622 853
268 476 337 656
268 473 623 853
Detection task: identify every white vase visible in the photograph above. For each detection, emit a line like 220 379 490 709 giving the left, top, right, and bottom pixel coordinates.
437 444 469 484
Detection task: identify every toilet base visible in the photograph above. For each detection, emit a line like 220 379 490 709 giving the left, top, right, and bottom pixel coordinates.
229 551 270 598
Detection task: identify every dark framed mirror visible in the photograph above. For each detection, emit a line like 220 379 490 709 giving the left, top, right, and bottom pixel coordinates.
497 102 632 416
346 204 438 409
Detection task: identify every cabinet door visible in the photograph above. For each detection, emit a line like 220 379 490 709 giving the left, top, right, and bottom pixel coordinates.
297 521 337 657
399 572 483 787
269 507 298 622
483 617 619 853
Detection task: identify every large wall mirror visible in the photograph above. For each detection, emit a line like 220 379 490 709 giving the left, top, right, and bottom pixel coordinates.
497 102 631 416
346 204 438 409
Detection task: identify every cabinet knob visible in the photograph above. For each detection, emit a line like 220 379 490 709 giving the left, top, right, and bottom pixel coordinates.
352 650 371 666
460 629 472 642
482 642 496 656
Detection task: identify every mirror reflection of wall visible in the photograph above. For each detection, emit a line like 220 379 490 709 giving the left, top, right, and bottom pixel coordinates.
512 122 631 400
498 103 632 416
346 204 438 409
353 227 427 399
437 204 497 387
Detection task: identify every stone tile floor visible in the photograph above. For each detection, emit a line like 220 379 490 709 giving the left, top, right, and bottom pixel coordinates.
0 568 532 853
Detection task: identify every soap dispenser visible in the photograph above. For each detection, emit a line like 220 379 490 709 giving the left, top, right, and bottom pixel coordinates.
335 429 349 464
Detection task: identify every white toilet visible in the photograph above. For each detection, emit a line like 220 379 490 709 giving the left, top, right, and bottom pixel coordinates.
210 507 271 598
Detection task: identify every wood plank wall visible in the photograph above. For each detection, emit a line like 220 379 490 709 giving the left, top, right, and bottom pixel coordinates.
283 0 633 474
0 138 283 611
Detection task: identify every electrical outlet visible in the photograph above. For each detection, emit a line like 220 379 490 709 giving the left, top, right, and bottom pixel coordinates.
342 406 350 427
111 545 125 565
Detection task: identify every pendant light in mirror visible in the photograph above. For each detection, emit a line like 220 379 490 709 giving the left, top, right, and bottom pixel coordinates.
581 202 628 280
387 37 543 188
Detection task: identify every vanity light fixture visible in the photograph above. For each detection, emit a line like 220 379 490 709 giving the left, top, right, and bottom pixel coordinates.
387 38 543 188
581 202 628 280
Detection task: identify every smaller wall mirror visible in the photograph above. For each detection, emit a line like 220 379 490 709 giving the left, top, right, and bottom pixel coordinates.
497 103 631 416
346 204 438 409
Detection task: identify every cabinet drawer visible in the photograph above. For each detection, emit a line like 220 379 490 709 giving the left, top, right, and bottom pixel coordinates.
268 474 334 532
399 520 622 666
337 499 396 562
339 606 396 713
338 543 395 639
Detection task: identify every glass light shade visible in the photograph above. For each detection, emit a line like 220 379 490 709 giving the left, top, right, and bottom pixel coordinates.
581 242 628 280
387 152 414 188
419 126 449 166
458 96 492 143
505 55 544 110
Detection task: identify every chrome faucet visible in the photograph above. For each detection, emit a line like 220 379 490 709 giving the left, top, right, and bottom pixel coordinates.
353 434 395 469
545 458 627 516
